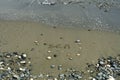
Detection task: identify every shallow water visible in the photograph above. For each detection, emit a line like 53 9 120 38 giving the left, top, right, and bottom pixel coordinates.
0 0 120 32
0 21 120 79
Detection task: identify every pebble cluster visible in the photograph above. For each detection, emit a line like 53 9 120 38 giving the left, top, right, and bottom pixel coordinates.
0 51 120 80
86 55 120 80
0 52 32 80
58 68 83 80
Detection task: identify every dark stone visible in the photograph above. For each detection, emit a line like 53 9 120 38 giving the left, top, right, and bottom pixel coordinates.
53 54 57 58
43 43 47 45
59 37 63 39
40 33 43 36
88 29 91 31
53 26 56 29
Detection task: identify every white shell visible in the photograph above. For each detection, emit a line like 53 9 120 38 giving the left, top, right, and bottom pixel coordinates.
107 76 115 80
22 53 27 58
46 56 52 60
76 53 80 56
20 61 26 64
47 50 51 53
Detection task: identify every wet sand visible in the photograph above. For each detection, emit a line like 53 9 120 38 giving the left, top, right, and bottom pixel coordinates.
0 21 120 79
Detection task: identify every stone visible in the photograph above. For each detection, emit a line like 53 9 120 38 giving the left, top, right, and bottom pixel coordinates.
46 56 52 60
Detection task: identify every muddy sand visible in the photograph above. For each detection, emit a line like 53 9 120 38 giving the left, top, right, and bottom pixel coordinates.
0 21 120 79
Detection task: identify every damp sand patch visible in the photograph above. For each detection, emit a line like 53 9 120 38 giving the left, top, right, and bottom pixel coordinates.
0 21 120 80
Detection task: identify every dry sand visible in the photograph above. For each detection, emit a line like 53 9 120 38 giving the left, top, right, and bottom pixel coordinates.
0 20 120 79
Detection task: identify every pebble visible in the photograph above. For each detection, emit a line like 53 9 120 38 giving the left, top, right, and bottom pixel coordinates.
47 50 51 53
50 65 55 68
68 57 73 60
75 39 81 43
58 65 62 70
34 41 39 45
46 56 52 60
76 53 80 56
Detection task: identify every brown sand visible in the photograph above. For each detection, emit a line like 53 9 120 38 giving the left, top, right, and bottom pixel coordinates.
0 21 120 79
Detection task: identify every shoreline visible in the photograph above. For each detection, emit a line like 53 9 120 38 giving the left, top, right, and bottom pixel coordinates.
0 21 120 79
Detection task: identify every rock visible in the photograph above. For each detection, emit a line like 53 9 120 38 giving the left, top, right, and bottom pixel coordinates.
50 65 55 68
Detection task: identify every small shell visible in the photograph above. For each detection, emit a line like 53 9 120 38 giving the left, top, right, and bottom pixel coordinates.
46 56 52 60
20 61 26 64
22 53 27 58
47 50 51 53
75 40 81 43
76 53 80 56
68 57 73 60
34 41 39 45
50 65 55 68
19 68 26 71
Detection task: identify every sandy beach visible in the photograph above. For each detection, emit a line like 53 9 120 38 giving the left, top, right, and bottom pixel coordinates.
0 21 120 79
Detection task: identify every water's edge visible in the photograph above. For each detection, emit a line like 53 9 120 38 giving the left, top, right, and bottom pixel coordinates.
0 0 120 32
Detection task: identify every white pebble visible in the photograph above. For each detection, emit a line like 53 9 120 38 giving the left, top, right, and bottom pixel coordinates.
46 56 52 60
